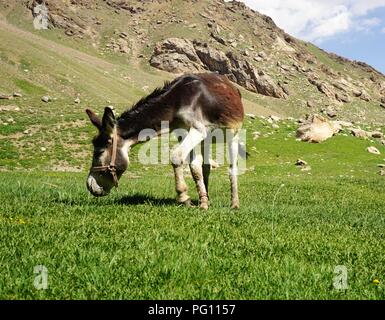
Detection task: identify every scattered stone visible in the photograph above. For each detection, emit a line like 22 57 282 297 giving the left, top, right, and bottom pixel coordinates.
371 131 383 139
252 131 260 140
74 97 80 104
246 113 256 119
40 147 47 152
326 109 337 118
306 100 315 108
295 159 308 166
210 32 226 45
308 78 334 99
23 129 29 134
335 120 353 128
269 115 280 122
367 146 380 155
13 92 22 97
41 96 51 103
0 105 20 112
0 94 12 100
351 128 368 139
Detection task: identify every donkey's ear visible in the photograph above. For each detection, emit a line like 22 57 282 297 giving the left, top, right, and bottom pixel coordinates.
85 109 102 130
102 107 116 134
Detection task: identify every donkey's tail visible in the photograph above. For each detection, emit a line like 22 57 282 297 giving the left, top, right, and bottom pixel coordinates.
238 142 249 159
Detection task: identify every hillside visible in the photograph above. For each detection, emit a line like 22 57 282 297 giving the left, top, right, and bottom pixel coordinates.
1 0 385 171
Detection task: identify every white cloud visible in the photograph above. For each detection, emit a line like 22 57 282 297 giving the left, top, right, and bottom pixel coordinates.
237 0 385 42
382 26 385 33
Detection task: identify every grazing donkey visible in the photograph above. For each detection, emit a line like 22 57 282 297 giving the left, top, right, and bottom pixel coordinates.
86 73 244 209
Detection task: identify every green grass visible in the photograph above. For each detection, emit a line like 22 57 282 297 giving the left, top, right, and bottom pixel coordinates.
1 121 385 299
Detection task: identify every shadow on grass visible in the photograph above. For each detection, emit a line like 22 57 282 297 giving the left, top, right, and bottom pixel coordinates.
117 193 178 206
51 191 194 207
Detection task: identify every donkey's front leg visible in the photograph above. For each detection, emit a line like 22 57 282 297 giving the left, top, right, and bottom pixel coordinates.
172 133 191 206
171 126 207 209
189 150 209 210
172 163 191 206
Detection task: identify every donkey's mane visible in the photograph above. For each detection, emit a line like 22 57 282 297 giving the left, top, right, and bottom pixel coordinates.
118 78 179 120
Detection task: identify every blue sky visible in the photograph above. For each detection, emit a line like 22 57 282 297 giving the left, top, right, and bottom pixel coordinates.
237 0 385 74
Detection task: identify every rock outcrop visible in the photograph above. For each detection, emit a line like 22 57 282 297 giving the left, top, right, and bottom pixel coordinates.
150 38 287 99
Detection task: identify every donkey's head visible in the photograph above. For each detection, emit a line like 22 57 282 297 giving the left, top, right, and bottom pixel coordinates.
85 107 129 197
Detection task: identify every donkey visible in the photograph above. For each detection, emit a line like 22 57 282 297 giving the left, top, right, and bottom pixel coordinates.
86 73 244 209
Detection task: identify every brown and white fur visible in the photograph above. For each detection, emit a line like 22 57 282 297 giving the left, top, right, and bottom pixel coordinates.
86 73 244 209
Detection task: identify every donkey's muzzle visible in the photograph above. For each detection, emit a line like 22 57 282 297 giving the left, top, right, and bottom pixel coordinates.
87 174 110 197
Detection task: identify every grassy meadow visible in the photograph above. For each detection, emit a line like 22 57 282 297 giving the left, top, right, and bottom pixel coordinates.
1 117 385 299
1 3 385 299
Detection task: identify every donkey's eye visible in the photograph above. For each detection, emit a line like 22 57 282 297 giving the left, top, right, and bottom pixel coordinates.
94 150 104 156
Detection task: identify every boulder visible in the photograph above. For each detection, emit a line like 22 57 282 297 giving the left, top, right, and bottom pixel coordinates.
210 32 226 45
335 92 351 103
252 70 287 99
367 146 380 155
326 108 337 118
296 114 340 143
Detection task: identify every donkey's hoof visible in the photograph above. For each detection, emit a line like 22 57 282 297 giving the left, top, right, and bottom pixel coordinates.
180 199 194 207
231 204 240 210
200 203 209 210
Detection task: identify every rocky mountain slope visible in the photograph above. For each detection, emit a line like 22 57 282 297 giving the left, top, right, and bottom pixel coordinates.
1 0 385 123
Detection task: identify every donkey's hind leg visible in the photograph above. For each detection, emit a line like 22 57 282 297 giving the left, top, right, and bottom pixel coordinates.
227 130 240 209
202 137 211 198
189 149 209 210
